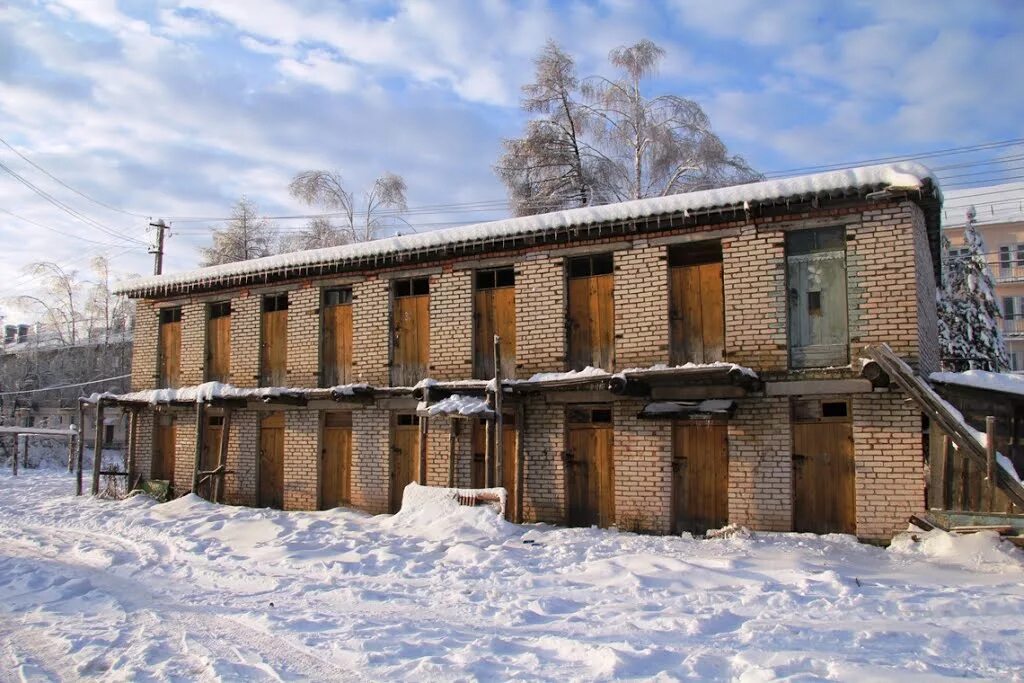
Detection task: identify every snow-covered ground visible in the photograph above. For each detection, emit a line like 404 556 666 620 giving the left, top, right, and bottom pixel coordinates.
0 469 1022 681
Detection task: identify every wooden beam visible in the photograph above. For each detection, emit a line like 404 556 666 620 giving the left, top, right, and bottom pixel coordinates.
215 408 231 503
66 427 75 473
11 433 18 477
76 402 85 496
985 416 997 512
650 386 746 400
941 433 953 510
493 335 504 491
515 402 525 524
418 414 429 486
864 343 1024 509
126 409 139 490
484 415 495 488
91 401 104 496
447 419 458 488
765 379 874 396
191 402 205 493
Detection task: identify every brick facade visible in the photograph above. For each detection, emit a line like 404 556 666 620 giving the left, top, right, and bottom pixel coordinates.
287 287 321 387
429 269 474 381
180 302 205 386
727 396 793 531
520 401 565 523
351 279 390 386
230 293 261 388
515 255 566 376
172 407 197 491
350 407 390 514
224 409 258 506
614 244 669 369
722 226 788 371
283 409 319 510
130 301 158 391
612 400 672 533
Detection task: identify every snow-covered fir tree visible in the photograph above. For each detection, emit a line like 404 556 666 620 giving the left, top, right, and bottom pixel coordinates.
937 206 1010 371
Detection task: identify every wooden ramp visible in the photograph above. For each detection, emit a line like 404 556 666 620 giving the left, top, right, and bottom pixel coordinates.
863 344 1024 510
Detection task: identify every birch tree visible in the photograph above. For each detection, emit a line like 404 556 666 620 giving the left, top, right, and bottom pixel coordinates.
498 39 761 215
199 196 279 266
288 170 408 244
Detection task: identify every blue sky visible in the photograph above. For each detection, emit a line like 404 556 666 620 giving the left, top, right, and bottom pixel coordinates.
1 0 1023 318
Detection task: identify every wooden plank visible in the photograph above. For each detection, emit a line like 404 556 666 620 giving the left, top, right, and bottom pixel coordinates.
592 274 614 370
986 416 997 512
258 412 284 509
596 425 615 528
207 313 231 383
565 426 590 527
473 289 495 379
681 266 704 364
494 287 517 379
792 418 855 534
515 403 525 524
261 310 288 386
566 277 590 371
699 262 725 362
493 335 504 490
76 403 85 495
191 403 205 494
390 419 418 512
322 411 352 508
215 409 231 503
159 319 181 388
126 410 138 488
91 403 103 495
448 419 458 488
673 422 729 534
322 302 352 386
392 295 429 386
765 379 873 396
865 344 1024 509
418 415 429 485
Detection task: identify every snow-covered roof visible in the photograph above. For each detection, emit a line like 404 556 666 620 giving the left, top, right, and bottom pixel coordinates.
941 181 1024 228
117 162 939 298
930 370 1024 398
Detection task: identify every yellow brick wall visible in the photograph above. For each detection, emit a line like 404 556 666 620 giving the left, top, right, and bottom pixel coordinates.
520 400 565 523
429 269 474 381
722 227 788 371
224 409 258 506
179 302 205 386
612 400 672 533
286 286 321 387
727 396 792 531
350 407 390 513
352 279 390 386
229 293 261 388
515 256 566 376
130 301 159 391
614 244 669 369
283 409 319 510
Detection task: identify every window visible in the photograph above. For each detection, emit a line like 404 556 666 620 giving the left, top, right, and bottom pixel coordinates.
206 302 231 383
260 293 289 386
264 293 289 312
1000 246 1012 273
104 424 115 444
669 242 725 365
566 254 615 371
792 398 851 422
391 278 430 385
393 277 429 298
474 268 517 379
1009 352 1021 373
322 287 353 386
158 306 182 388
786 227 849 369
396 414 420 426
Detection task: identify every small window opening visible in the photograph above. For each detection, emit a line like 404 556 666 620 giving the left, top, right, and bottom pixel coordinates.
324 287 353 307
821 401 849 418
807 290 822 316
591 408 612 423
568 254 614 279
396 414 420 426
263 293 289 312
394 278 429 298
668 241 723 267
209 302 231 319
475 267 515 290
208 415 225 426
159 307 182 324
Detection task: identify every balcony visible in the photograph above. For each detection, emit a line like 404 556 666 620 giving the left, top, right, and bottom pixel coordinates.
1003 317 1024 337
996 265 1024 283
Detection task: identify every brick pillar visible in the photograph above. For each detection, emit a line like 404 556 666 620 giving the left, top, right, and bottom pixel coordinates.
135 409 154 479
728 396 792 531
614 244 669 370
722 226 787 371
612 401 672 533
283 409 319 510
173 406 197 496
516 255 566 377
351 408 390 513
224 409 257 506
180 302 206 386
230 292 261 388
429 268 473 381
521 399 565 523
352 279 390 386
852 391 925 541
287 286 321 388
131 301 159 391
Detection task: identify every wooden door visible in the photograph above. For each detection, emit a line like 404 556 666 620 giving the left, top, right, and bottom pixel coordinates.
567 274 614 371
392 295 429 386
792 401 855 534
670 261 724 365
390 415 419 512
321 411 352 508
565 407 614 527
470 416 517 505
672 422 728 534
158 316 181 388
152 416 176 483
199 415 223 500
261 309 288 386
473 285 517 379
323 302 353 386
206 308 231 383
786 229 849 369
259 412 284 509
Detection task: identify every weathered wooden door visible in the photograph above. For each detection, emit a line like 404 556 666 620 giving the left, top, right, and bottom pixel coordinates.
470 415 518 517
152 415 176 483
672 422 728 534
567 255 614 371
565 407 615 527
473 268 517 379
786 228 849 369
322 288 353 386
391 280 430 386
206 303 231 383
390 414 419 512
792 399 855 534
321 411 352 508
669 244 724 365
199 414 223 500
259 412 284 509
261 306 288 387
158 308 181 388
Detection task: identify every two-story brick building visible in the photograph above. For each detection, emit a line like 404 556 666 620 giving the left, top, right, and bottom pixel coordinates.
109 162 942 541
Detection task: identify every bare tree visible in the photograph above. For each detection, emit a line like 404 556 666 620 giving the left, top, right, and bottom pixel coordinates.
288 170 408 243
12 262 83 345
278 216 348 253
498 39 761 215
200 196 279 266
85 257 134 343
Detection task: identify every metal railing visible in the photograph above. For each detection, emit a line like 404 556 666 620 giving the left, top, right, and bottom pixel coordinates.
1003 318 1024 336
996 264 1024 282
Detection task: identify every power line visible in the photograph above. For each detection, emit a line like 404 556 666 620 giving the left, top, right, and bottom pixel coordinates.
0 374 130 397
0 135 151 219
0 208 127 247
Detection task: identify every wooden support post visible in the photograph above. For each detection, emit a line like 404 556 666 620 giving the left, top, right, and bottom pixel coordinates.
191 402 205 493
515 402 525 524
76 402 86 496
484 417 494 489
447 419 458 488
66 427 76 473
418 414 429 485
985 415 997 512
11 433 18 477
21 433 28 469
126 409 139 491
215 408 232 503
940 433 953 510
493 335 503 491
91 401 104 495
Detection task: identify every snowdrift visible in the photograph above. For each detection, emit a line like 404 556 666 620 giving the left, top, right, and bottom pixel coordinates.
381 483 514 543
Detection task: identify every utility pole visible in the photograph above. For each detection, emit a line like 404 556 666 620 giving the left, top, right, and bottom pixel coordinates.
149 219 169 275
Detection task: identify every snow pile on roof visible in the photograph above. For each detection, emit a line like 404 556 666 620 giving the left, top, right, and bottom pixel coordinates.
641 399 734 415
88 381 368 404
615 361 759 379
931 369 1024 397
380 482 512 543
423 394 490 417
942 181 1024 228
117 162 937 296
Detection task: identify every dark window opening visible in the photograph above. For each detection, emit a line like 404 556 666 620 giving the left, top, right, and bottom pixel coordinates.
787 226 846 255
822 401 849 418
475 267 515 290
807 290 822 316
263 293 289 312
591 408 612 423
208 415 225 426
209 302 231 319
324 287 353 307
567 406 613 425
104 424 115 443
396 414 420 426
668 241 723 267
393 277 429 298
159 307 182 324
568 253 614 279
